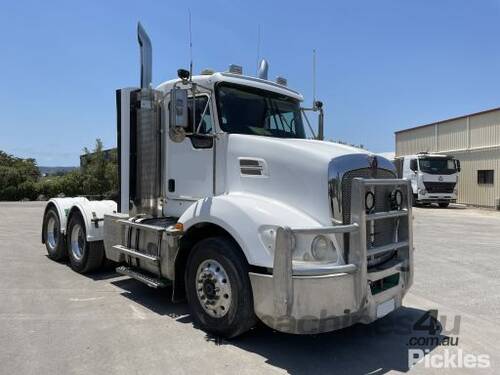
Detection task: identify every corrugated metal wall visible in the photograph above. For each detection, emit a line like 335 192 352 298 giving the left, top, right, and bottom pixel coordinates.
395 108 500 207
396 125 436 156
451 149 500 206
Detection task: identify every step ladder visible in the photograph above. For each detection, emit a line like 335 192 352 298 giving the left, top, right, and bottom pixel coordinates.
112 217 180 288
116 265 170 288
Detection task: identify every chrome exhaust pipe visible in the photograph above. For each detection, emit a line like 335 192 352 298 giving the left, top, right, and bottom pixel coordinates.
257 59 269 80
137 22 152 88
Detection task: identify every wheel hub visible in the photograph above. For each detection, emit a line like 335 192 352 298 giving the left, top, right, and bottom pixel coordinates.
46 216 59 250
195 259 232 318
70 224 85 260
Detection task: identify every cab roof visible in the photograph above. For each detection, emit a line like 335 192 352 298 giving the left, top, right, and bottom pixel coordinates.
156 72 304 101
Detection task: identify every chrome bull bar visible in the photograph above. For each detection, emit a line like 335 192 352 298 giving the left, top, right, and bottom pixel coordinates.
272 178 413 317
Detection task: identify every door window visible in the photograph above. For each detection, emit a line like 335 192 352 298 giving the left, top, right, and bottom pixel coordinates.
188 96 213 134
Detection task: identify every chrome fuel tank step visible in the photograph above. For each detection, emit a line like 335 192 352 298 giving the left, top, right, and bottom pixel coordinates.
116 266 170 288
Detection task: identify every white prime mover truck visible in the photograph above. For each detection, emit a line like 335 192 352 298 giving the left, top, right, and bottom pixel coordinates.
394 152 460 207
41 24 413 337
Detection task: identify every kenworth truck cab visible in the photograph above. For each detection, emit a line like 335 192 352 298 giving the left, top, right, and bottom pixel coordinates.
394 152 460 208
41 24 413 337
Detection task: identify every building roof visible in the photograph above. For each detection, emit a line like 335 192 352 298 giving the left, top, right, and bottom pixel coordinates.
394 106 500 134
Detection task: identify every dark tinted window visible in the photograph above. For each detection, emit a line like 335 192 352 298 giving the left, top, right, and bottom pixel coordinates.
419 158 457 175
216 83 305 138
478 170 494 185
409 159 418 171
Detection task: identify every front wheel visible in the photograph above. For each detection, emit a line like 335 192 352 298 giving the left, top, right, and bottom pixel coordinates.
438 202 450 208
67 213 104 274
185 237 256 338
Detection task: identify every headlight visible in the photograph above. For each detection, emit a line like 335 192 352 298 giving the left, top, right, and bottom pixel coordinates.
365 191 375 213
390 189 403 209
310 235 338 262
419 189 427 195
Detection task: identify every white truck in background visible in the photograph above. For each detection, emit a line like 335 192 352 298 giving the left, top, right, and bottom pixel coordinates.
41 23 414 337
394 152 461 207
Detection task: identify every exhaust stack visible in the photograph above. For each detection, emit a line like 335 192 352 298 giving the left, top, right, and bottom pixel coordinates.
257 59 269 80
137 22 152 88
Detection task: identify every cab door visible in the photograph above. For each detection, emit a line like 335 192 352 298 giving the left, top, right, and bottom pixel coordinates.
404 158 418 194
164 95 215 216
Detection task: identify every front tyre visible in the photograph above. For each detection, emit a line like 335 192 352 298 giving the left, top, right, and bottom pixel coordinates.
67 213 104 274
44 207 67 261
438 202 450 208
185 237 256 338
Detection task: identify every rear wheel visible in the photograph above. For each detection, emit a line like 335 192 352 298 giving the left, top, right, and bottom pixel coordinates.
67 213 104 274
44 207 67 261
185 237 256 338
438 202 450 208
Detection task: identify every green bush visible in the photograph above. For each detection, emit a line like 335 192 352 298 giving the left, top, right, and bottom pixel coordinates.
0 139 118 201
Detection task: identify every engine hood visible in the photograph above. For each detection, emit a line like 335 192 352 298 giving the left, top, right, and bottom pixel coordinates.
224 134 394 225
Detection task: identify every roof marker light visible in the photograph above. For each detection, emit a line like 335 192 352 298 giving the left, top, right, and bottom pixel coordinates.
276 76 287 86
228 64 243 75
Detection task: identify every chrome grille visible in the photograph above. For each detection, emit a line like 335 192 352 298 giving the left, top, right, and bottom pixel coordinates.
423 181 455 193
341 168 395 224
341 168 397 267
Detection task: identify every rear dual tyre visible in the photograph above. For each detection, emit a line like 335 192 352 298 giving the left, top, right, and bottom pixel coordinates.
44 207 67 261
66 213 104 274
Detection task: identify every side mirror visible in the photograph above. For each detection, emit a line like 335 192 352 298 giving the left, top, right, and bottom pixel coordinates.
170 88 189 128
456 160 461 172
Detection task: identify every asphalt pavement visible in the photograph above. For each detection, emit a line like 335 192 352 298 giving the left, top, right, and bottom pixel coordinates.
0 202 499 374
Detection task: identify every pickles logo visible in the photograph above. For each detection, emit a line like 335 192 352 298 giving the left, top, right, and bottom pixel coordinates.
409 349 490 369
408 310 490 369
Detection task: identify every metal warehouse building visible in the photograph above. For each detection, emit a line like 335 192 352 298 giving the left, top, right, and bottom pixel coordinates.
395 107 500 208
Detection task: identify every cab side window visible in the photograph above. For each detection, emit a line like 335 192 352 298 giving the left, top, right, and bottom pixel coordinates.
409 159 418 171
187 96 213 149
188 96 213 134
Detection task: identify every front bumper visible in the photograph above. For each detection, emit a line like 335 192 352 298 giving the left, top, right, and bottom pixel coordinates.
418 192 456 203
250 260 411 334
250 178 414 334
418 196 456 203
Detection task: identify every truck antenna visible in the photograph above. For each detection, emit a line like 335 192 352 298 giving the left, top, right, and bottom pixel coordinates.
188 9 193 80
256 24 261 75
312 49 317 107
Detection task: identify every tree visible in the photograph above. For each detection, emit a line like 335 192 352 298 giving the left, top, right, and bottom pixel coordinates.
0 151 40 200
0 139 118 201
80 139 118 198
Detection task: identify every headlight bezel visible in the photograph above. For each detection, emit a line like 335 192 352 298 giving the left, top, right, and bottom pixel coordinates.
310 234 338 263
258 225 343 266
390 189 403 210
365 191 375 213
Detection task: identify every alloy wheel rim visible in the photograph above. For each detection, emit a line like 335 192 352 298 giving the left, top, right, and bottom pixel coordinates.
46 216 59 250
195 259 232 318
70 224 85 260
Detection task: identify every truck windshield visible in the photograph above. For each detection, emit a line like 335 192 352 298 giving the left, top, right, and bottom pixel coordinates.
419 158 457 175
215 83 306 138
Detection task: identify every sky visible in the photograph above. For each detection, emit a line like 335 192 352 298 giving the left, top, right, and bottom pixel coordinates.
1 0 500 166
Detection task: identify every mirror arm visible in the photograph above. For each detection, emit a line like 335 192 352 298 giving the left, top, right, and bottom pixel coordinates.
317 107 324 141
301 108 317 139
